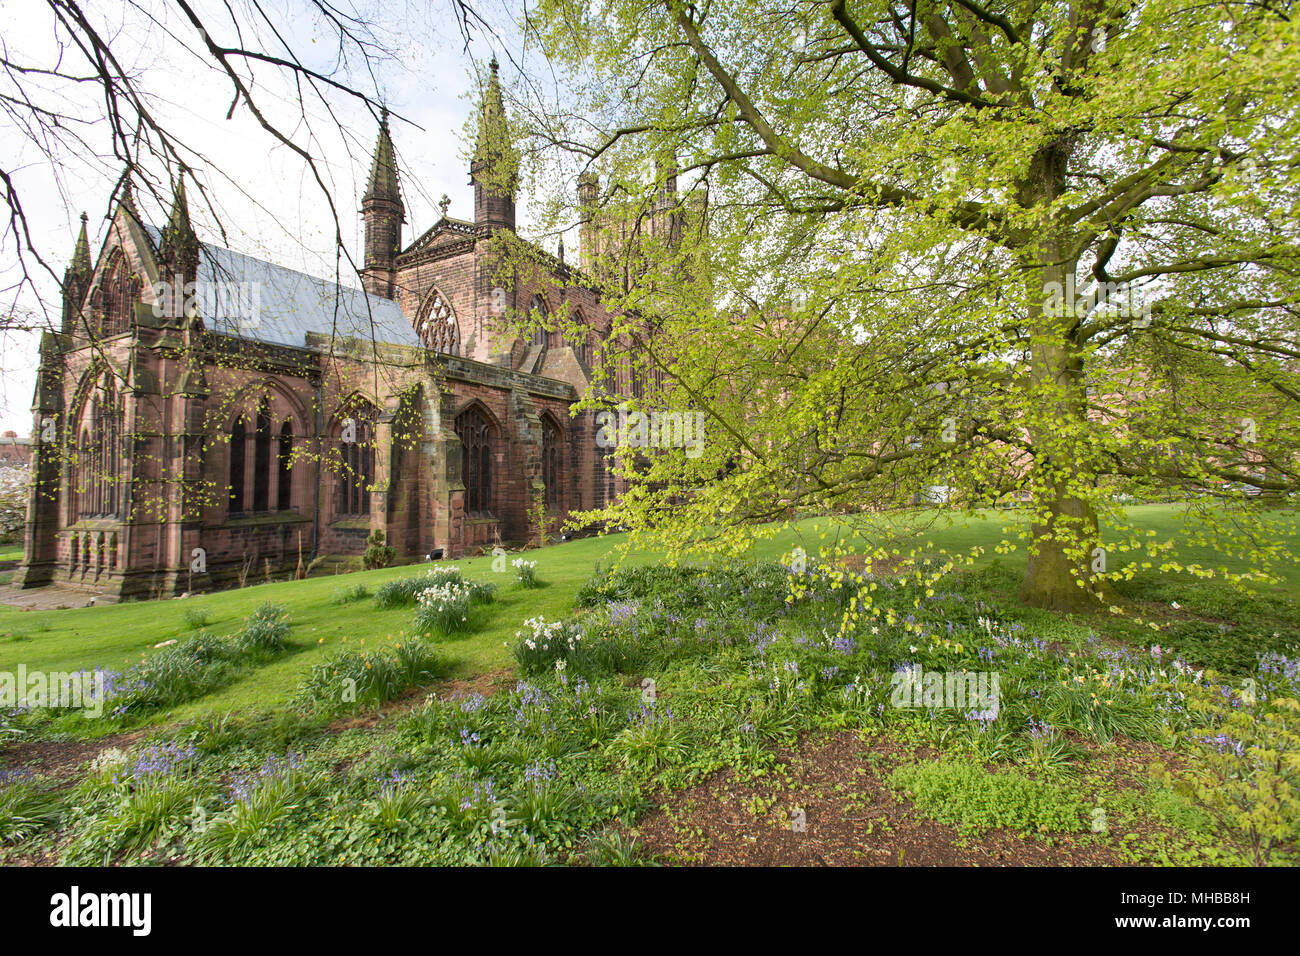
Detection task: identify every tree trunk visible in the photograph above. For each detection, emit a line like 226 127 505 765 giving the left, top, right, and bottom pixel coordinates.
1019 492 1099 611
1017 210 1100 611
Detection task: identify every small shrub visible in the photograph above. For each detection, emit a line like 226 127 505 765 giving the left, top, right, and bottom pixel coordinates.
1154 690 1300 865
363 530 397 570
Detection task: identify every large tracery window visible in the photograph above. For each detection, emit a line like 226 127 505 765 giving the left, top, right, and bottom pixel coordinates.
73 372 124 519
541 416 562 510
416 289 460 355
455 404 495 516
95 250 139 336
229 395 298 515
335 403 376 517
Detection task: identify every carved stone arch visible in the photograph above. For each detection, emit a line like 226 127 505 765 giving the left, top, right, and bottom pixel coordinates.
93 247 140 336
67 363 125 522
67 361 106 428
223 377 309 432
451 397 502 434
453 399 499 516
539 408 565 440
415 288 460 355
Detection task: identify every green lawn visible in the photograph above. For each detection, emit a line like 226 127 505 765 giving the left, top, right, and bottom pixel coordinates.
1 503 1295 727
0 532 639 723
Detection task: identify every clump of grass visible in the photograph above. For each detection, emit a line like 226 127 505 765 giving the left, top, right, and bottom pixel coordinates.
411 579 495 636
0 770 63 844
295 638 443 714
583 828 654 866
236 604 291 655
330 583 371 605
375 567 467 609
76 605 295 720
182 606 214 630
64 742 204 863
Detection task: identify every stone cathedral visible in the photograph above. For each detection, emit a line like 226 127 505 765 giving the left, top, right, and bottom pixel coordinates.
14 60 684 601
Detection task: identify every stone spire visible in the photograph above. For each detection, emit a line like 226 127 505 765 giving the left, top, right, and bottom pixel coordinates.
361 108 405 299
113 168 139 221
71 212 92 277
61 212 92 336
363 108 402 205
159 175 200 286
471 57 517 233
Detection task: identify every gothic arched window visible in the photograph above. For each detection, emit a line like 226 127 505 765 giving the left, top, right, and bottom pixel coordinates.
75 428 91 518
252 398 271 512
528 294 548 348
455 404 495 515
229 418 246 512
277 421 293 511
73 373 123 519
335 402 376 516
96 250 138 336
573 311 590 364
542 416 562 510
416 289 460 355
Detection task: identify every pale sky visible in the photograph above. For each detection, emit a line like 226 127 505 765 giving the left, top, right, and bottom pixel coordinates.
0 0 547 436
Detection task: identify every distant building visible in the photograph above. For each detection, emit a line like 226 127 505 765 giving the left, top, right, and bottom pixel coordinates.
0 432 31 466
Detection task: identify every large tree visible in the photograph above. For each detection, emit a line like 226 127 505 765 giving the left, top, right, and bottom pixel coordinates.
516 0 1300 609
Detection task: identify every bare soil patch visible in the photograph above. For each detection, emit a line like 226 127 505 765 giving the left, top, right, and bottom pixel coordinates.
1 729 150 786
631 731 1130 866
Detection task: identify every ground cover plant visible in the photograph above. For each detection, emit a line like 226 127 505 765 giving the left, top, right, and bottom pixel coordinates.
1 506 1296 866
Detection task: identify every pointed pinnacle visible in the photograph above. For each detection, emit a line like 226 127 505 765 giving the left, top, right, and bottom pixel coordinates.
115 169 139 218
363 111 401 205
71 212 92 275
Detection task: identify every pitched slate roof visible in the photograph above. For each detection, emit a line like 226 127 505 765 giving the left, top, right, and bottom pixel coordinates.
144 225 421 350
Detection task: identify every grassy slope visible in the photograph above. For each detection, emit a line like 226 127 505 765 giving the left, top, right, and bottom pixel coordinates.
1 504 1295 726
